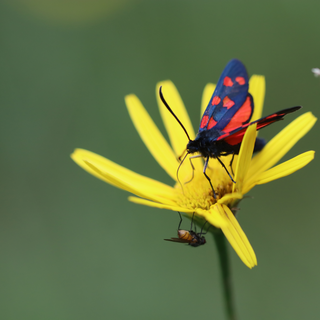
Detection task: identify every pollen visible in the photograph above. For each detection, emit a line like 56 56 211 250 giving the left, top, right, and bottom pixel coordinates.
175 165 233 210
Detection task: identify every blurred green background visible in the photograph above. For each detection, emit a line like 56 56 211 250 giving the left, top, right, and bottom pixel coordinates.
1 1 319 319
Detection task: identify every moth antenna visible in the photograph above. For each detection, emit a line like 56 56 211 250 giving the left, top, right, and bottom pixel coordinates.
159 86 191 141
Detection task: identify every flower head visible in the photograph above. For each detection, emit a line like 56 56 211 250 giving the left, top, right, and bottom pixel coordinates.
71 76 316 268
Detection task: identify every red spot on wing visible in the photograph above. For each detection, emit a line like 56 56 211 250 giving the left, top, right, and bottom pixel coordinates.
223 127 247 145
211 96 221 105
200 115 209 128
222 96 253 132
223 76 234 87
223 96 235 109
216 105 299 146
220 115 282 145
224 135 244 145
235 77 246 85
217 132 229 140
207 117 217 130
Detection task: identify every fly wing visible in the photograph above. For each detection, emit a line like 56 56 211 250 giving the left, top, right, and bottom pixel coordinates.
199 59 250 133
164 238 190 243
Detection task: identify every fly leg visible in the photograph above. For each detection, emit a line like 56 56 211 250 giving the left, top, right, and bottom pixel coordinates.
177 212 183 230
190 212 195 231
199 220 211 235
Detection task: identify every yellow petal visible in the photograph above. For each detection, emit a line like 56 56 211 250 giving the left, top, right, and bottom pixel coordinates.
249 75 265 121
71 148 176 204
125 94 179 181
255 151 315 185
201 83 216 117
233 124 257 193
83 160 177 205
196 207 227 228
246 112 317 188
156 81 196 156
130 197 227 228
218 192 243 205
128 196 194 213
216 204 257 268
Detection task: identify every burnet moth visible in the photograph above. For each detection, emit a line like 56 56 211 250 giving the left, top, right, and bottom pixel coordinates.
159 59 301 198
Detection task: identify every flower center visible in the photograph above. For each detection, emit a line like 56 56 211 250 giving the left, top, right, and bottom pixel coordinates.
175 164 233 210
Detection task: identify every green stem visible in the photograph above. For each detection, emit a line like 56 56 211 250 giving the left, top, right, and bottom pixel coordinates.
212 229 237 320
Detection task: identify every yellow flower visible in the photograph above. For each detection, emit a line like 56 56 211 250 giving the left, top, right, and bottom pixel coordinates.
71 76 316 269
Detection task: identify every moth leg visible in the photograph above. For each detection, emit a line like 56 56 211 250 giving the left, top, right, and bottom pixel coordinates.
203 156 217 199
176 153 188 194
229 152 235 176
185 154 202 184
177 149 187 162
217 157 236 183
